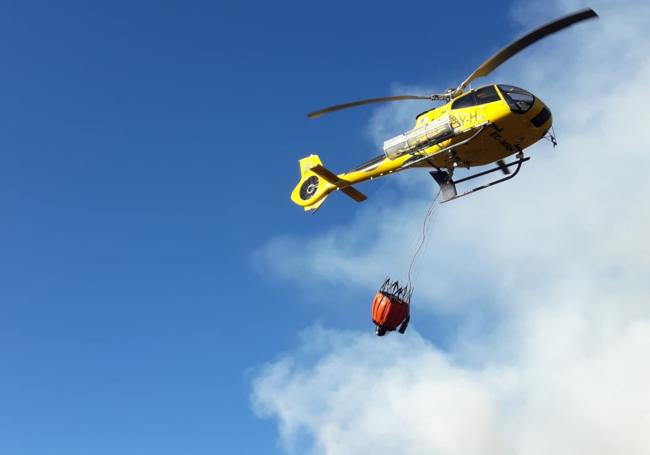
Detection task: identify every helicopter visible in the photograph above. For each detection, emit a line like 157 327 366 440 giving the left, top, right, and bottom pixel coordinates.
291 8 598 212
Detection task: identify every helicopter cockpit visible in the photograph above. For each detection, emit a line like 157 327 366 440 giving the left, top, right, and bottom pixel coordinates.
497 85 535 113
449 84 536 114
450 85 501 110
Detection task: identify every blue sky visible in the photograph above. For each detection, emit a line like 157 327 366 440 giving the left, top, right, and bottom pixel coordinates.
4 1 645 455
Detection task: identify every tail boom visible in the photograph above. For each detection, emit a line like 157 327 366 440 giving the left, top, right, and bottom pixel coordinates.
291 155 367 212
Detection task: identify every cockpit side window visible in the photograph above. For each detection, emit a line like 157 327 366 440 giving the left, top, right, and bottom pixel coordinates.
451 92 477 110
475 85 501 105
498 85 535 114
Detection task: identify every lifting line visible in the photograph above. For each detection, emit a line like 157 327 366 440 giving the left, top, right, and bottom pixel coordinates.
407 189 441 293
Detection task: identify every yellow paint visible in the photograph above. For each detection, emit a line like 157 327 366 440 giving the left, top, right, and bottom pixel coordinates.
291 84 552 211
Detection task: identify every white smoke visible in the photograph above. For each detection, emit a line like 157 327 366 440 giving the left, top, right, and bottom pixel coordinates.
252 1 650 453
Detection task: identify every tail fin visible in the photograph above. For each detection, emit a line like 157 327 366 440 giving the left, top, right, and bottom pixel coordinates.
299 155 323 179
290 154 367 212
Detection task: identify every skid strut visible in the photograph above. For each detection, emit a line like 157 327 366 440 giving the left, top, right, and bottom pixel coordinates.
431 154 530 203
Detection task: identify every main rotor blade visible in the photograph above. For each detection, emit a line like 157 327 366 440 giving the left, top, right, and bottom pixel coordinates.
455 8 598 95
307 95 431 119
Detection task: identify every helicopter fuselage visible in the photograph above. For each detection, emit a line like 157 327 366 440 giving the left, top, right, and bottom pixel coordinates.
291 84 552 210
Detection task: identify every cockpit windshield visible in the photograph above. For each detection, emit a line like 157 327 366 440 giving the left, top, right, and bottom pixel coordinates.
498 85 535 114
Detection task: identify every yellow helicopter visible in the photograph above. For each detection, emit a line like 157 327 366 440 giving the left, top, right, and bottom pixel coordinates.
291 8 598 211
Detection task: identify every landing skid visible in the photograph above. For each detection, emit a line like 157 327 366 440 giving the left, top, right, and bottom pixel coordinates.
430 153 530 203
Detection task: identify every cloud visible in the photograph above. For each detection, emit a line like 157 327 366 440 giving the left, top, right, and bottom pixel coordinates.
252 1 650 453
253 323 650 454
252 328 506 454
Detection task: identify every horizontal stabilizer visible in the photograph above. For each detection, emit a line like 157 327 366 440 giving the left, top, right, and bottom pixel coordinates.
340 186 367 202
311 164 367 203
311 164 340 183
